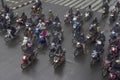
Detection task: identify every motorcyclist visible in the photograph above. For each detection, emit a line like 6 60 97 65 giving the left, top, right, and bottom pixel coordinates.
5 13 10 25
48 10 54 21
75 9 80 16
115 1 120 13
111 22 120 34
75 42 83 51
55 45 64 56
7 26 16 38
37 20 46 30
89 24 97 34
92 17 98 25
110 31 118 40
34 0 42 9
38 34 46 45
50 42 57 52
97 31 105 42
34 27 41 38
102 2 109 14
68 8 73 21
110 60 120 80
54 15 60 23
21 12 27 23
87 5 92 12
95 41 104 54
52 33 61 45
68 8 73 16
4 5 9 13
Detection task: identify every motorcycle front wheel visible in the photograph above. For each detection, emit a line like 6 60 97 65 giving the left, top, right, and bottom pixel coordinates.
74 50 79 57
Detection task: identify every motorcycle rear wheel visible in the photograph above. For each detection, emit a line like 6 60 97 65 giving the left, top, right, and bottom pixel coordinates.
102 68 108 77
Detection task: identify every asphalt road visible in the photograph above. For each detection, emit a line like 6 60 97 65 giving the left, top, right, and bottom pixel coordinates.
0 2 119 80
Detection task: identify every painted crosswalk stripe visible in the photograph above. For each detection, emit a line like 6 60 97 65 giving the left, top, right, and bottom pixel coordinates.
93 2 102 11
81 0 97 9
69 0 84 8
59 0 70 5
49 0 59 3
45 0 53 2
75 0 89 8
54 0 65 4
92 0 102 11
64 0 77 6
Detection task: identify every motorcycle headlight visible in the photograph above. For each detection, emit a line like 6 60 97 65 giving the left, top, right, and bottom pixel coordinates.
23 55 27 60
16 20 18 22
86 35 90 39
26 24 29 27
73 25 76 29
85 13 89 17
54 57 59 63
112 47 115 51
91 52 96 58
96 40 102 45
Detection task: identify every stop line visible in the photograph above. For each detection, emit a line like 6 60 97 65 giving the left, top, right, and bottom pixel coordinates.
44 0 117 13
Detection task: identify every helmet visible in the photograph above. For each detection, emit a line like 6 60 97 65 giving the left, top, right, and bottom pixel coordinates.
76 42 80 47
112 31 115 34
76 9 79 11
39 19 42 23
49 10 52 13
23 36 28 40
115 22 119 27
100 31 104 34
115 60 120 63
51 42 55 46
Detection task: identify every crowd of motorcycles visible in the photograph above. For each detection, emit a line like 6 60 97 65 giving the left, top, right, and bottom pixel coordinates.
0 0 120 79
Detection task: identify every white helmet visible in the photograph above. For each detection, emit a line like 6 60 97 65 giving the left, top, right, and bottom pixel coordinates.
23 36 28 40
51 42 55 46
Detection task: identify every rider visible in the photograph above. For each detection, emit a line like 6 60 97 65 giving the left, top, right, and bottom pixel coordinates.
7 26 16 38
76 42 84 52
75 9 80 16
21 12 27 23
110 31 118 40
55 45 64 56
92 17 98 25
54 15 60 23
48 10 54 21
87 5 92 13
97 31 105 42
50 42 57 52
35 0 42 9
115 1 120 13
111 22 120 33
38 34 46 45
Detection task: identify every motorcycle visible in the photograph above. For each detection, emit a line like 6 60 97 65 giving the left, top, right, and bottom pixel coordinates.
101 8 109 18
102 59 111 77
86 33 95 44
109 45 118 57
90 50 100 65
64 13 72 24
74 43 84 57
109 12 117 24
45 19 52 27
109 71 119 80
21 51 37 70
84 11 92 21
53 53 65 69
4 29 17 42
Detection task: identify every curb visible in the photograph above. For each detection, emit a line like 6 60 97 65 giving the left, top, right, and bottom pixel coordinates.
12 0 34 10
